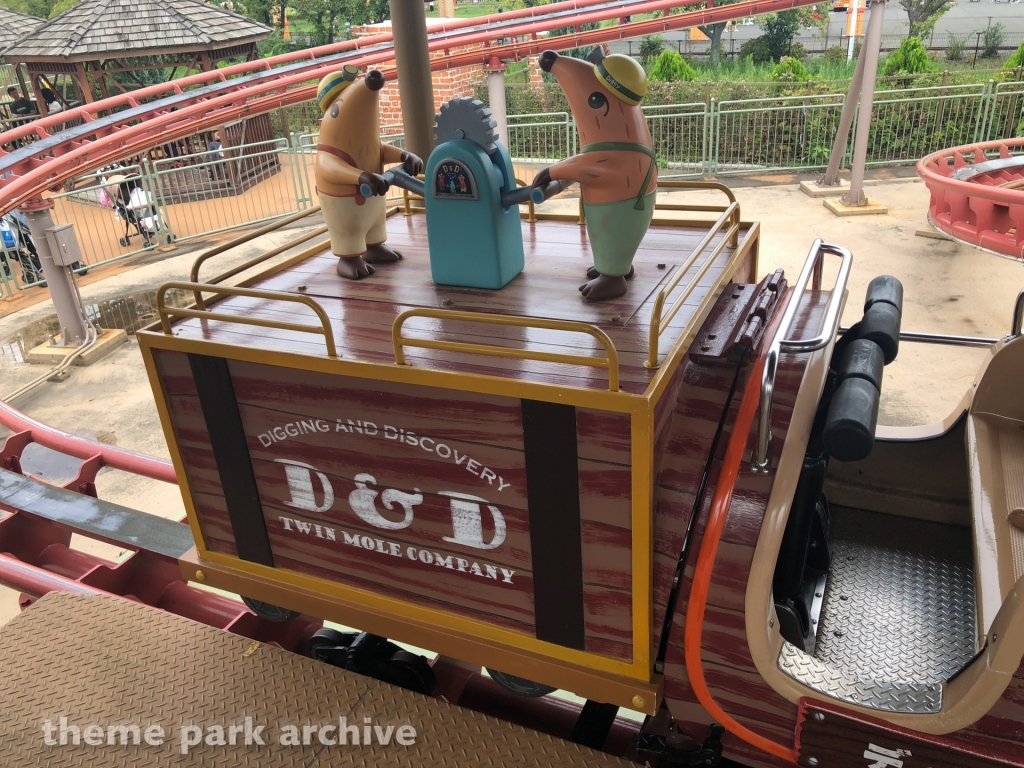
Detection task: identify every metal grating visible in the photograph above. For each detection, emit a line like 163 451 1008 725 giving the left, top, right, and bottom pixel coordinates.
779 506 977 714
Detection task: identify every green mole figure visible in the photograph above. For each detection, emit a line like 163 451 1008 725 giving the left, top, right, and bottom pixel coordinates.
314 66 424 280
534 48 657 301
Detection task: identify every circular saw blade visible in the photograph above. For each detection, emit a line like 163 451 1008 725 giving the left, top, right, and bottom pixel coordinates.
434 97 499 154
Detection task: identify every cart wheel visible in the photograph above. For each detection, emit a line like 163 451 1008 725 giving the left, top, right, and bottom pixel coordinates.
306 627 356 659
487 668 556 698
241 596 300 623
119 237 130 247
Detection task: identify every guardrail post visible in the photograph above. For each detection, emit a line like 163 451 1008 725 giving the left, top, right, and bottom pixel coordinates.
285 136 309 211
706 98 716 179
141 157 176 249
975 80 994 143
1004 81 1023 140
0 243 22 297
21 199 88 346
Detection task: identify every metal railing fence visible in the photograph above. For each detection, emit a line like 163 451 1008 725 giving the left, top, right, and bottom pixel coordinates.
293 130 410 207
506 112 575 163
713 92 849 176
2 79 1022 299
645 103 710 178
149 139 302 243
981 80 1024 142
864 84 990 167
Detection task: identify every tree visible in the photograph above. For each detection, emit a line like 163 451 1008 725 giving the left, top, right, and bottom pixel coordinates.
769 57 810 82
693 0 744 69
899 0 953 39
46 0 77 16
981 22 1004 59
881 36 931 76
238 0 274 25
1007 40 1024 70
292 0 348 44
761 10 801 63
3 0 62 16
638 34 666 65
649 49 696 82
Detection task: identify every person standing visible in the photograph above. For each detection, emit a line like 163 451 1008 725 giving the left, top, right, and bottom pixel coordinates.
206 131 226 180
40 88 63 114
6 87 34 117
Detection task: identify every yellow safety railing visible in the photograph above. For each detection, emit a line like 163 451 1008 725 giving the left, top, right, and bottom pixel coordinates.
655 179 737 213
189 206 326 310
645 200 741 369
577 179 738 226
157 281 339 358
392 308 620 392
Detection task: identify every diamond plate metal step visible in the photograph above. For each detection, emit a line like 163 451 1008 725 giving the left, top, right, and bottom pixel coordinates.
0 593 634 767
779 506 977 714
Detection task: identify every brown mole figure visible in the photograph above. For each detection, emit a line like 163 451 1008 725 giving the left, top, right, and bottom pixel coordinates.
315 66 424 280
533 48 657 301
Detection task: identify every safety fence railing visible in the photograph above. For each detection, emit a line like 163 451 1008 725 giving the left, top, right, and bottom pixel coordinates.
713 92 849 176
645 103 710 179
292 130 409 207
3 80 1023 299
148 139 304 244
1 138 311 298
864 84 989 168
981 80 1024 143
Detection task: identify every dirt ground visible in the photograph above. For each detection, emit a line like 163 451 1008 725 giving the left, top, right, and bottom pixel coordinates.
1 173 1022 627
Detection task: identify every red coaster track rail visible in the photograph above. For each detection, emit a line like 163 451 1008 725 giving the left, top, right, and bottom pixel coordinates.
0 0 824 220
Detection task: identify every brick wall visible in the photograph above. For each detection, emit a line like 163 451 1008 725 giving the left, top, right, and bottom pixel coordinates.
350 23 485 130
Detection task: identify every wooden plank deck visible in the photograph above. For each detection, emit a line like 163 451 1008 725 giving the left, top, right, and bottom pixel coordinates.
169 213 751 395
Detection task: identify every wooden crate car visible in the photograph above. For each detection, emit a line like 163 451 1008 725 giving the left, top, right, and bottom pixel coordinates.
140 187 772 713
138 188 1024 768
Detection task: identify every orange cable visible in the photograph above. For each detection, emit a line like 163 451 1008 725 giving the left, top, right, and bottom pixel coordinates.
683 350 799 764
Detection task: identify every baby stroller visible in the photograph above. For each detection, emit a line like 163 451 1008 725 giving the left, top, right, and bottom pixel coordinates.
1 211 45 286
102 173 165 248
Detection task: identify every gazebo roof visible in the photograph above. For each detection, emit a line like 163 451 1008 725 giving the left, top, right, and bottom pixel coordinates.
2 0 272 62
0 6 44 49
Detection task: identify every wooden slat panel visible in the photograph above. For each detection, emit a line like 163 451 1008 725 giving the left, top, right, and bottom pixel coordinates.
157 350 635 661
651 354 740 654
153 349 237 557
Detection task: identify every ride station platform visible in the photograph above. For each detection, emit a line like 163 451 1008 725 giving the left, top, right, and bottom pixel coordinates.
0 591 634 767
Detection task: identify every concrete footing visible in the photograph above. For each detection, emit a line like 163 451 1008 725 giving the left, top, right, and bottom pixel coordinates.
824 197 889 217
28 328 128 366
799 180 850 198
915 228 953 241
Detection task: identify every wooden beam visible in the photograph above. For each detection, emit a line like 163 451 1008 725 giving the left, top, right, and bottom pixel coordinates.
74 63 93 104
97 71 110 101
30 75 48 118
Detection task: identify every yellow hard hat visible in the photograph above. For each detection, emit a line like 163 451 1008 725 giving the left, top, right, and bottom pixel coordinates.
594 54 647 106
317 64 361 112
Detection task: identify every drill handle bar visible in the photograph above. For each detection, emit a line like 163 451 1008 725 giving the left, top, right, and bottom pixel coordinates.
359 167 426 199
360 170 569 208
501 178 571 208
